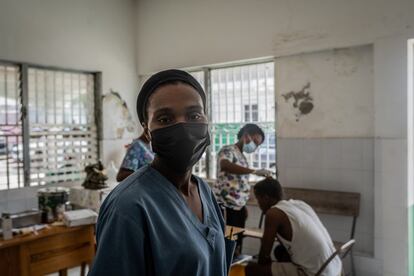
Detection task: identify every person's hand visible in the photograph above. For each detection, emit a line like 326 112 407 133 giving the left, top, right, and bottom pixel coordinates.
253 169 272 177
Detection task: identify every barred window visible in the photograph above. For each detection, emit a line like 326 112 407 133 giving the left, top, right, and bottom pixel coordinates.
189 61 276 179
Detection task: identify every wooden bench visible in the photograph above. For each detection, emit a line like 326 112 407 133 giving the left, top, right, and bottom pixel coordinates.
245 186 360 274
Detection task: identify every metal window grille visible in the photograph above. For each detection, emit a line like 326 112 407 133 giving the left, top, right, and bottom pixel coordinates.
190 71 207 178
27 68 98 186
0 61 99 190
0 64 24 190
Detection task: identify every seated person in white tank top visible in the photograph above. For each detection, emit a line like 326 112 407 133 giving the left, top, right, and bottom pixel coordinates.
245 178 342 276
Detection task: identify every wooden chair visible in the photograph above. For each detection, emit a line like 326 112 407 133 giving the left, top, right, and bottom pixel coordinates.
315 239 355 276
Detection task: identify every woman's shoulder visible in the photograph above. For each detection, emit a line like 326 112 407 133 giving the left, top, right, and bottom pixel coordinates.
193 175 215 201
102 166 155 210
219 144 237 154
193 174 208 187
222 144 237 150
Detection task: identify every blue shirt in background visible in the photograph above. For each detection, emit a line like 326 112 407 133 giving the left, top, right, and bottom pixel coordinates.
120 139 154 172
89 165 234 276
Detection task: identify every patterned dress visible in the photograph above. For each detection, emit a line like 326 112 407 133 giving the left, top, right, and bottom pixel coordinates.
120 139 154 172
213 145 250 211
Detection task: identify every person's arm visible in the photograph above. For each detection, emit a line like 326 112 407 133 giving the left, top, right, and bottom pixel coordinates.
220 159 255 175
258 208 280 265
116 167 134 182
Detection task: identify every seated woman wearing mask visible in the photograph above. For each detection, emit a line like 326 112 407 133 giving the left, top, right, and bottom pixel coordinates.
89 70 235 276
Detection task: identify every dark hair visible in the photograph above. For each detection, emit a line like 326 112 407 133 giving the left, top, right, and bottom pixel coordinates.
237 124 265 141
254 178 283 200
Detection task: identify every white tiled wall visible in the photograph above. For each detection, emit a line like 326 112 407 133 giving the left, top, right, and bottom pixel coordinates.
0 181 82 214
374 138 408 276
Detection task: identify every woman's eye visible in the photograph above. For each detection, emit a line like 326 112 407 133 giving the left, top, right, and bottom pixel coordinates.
189 113 202 121
157 116 171 124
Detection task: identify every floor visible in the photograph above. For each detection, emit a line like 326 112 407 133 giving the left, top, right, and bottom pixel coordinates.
47 266 88 276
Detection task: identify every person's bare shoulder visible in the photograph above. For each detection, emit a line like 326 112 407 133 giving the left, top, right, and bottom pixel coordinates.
265 207 283 226
266 206 283 218
266 207 290 228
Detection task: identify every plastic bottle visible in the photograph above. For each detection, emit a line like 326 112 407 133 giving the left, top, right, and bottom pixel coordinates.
2 213 13 240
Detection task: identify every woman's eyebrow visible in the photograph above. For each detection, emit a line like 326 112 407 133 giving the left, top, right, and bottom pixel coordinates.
153 107 173 115
186 105 203 112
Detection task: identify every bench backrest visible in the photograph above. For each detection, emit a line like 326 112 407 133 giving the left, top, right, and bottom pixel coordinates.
248 186 360 218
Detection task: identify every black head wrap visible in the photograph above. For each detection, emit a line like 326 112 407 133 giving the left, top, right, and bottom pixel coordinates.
136 69 206 124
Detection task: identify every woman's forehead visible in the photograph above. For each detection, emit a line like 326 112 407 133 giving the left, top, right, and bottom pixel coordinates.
147 83 204 111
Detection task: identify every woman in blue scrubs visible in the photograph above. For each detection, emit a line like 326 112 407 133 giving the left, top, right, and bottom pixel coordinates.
89 70 235 276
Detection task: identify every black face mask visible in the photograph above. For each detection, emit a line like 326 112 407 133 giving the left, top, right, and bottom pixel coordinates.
150 123 210 173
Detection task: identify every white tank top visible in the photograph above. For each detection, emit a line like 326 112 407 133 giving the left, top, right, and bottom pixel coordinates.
273 199 342 276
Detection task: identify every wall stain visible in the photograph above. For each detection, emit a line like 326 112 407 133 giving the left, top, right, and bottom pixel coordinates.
282 82 314 121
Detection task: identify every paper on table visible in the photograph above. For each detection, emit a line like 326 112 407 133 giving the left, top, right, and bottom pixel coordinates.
63 209 98 227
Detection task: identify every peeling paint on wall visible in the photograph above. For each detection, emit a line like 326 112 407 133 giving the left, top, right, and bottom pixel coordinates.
282 82 314 121
102 90 137 139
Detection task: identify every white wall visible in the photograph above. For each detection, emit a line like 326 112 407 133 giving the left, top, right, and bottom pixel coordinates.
0 0 138 211
136 0 414 75
271 46 375 257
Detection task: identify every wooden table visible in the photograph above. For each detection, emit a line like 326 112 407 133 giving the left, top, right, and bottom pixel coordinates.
0 224 95 276
225 226 244 239
0 224 240 275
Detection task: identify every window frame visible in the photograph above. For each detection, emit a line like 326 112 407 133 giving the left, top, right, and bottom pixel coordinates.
0 59 102 189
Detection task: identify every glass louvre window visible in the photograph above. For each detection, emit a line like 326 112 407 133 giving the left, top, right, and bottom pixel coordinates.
27 68 98 186
210 62 275 178
244 104 259 122
0 64 24 190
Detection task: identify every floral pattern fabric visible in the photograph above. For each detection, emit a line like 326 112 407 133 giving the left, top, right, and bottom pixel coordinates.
213 145 250 211
120 139 154 172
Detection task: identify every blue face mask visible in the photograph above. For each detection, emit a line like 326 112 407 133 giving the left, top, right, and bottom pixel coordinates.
243 140 257 153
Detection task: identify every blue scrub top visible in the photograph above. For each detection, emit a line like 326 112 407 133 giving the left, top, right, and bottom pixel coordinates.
89 165 234 276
